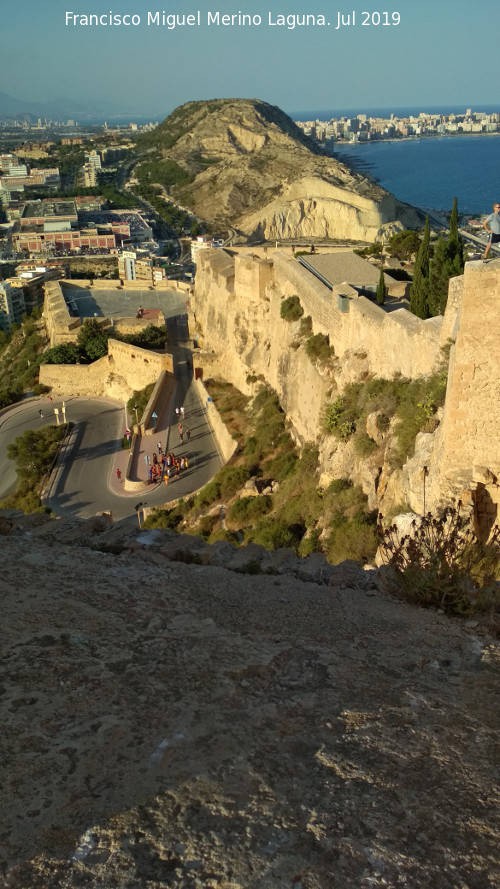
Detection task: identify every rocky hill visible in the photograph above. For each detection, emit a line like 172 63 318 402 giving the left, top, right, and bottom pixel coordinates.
1 508 498 888
135 98 423 241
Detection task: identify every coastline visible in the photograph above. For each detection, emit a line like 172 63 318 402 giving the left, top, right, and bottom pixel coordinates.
331 133 499 215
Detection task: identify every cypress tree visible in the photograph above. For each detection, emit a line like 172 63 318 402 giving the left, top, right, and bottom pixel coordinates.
409 216 430 319
428 197 465 316
376 268 386 305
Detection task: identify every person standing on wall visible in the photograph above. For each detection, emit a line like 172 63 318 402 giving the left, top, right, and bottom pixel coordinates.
483 202 500 261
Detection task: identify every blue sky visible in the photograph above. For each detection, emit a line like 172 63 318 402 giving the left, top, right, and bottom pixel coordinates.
3 0 499 117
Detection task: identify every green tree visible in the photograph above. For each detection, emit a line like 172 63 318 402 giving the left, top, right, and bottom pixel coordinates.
428 200 464 316
387 230 421 261
41 343 79 365
376 268 386 305
409 216 431 319
77 318 109 361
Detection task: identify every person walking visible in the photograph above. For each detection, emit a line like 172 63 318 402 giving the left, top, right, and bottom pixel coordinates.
116 468 122 482
157 442 162 455
175 407 180 420
180 406 185 419
144 454 149 467
483 201 500 261
179 430 184 443
38 409 43 418
186 428 191 442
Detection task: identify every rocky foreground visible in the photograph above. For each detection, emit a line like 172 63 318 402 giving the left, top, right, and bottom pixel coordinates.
1 510 498 889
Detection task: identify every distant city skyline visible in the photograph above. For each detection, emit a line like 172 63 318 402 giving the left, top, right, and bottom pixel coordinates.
4 1 499 118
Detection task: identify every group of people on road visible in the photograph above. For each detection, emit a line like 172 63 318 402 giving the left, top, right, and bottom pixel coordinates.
143 449 191 484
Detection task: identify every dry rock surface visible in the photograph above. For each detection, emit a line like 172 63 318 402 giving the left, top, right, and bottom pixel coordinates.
1 510 498 889
138 99 422 241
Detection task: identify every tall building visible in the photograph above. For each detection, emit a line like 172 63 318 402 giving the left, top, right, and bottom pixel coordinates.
0 281 26 332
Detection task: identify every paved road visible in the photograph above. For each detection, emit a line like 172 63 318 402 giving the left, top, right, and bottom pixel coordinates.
0 316 222 523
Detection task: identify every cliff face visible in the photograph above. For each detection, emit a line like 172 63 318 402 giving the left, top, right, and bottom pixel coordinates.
1 509 498 888
137 99 422 241
193 249 500 525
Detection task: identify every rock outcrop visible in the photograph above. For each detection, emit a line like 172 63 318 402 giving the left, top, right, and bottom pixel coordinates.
1 509 498 888
136 99 423 241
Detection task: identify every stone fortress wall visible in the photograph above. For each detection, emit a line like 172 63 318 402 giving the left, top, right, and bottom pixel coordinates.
43 279 169 348
39 338 172 401
41 279 173 400
193 248 499 522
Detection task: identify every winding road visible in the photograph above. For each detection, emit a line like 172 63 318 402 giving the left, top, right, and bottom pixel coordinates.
0 315 222 524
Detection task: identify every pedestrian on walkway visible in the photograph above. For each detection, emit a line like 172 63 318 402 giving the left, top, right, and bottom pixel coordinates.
164 473 169 486
178 422 183 434
179 430 184 442
483 201 500 261
175 407 180 419
157 442 162 454
186 428 191 442
144 454 149 467
180 406 185 419
38 409 43 418
116 468 122 481
185 456 189 469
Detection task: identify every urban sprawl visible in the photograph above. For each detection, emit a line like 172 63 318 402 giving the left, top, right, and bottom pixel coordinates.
0 108 497 333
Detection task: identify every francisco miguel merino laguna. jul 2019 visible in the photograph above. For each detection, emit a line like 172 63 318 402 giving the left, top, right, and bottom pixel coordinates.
64 10 401 29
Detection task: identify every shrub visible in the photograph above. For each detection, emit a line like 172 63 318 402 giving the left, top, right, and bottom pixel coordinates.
305 333 333 363
216 465 250 500
227 495 273 527
143 503 187 530
353 432 378 457
378 506 500 615
248 517 302 551
324 397 356 441
325 517 378 565
40 344 79 365
298 528 323 557
194 478 221 509
280 295 304 322
264 451 298 480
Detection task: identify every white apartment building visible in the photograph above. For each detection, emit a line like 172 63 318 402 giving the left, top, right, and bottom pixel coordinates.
0 281 26 332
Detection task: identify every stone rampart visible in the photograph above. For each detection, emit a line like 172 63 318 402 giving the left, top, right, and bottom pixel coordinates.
43 280 82 347
272 251 444 377
40 340 172 400
431 260 500 529
193 249 451 443
194 379 238 462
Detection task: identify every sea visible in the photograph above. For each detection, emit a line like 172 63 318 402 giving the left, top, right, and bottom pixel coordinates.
291 105 500 215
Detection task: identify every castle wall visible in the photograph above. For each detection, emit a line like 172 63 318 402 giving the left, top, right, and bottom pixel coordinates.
194 379 238 462
435 262 500 481
193 249 452 445
272 252 444 377
39 339 172 400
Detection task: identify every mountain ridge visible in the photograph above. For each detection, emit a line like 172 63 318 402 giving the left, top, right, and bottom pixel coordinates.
135 97 423 240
